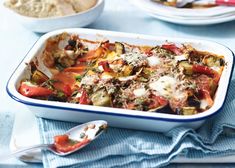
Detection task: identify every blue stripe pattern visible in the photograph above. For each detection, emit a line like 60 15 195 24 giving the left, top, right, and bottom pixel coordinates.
38 71 235 168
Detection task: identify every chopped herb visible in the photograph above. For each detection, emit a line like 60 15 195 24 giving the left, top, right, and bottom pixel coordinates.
57 91 65 97
75 75 82 82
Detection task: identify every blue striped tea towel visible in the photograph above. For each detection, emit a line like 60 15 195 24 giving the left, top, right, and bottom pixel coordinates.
38 72 235 168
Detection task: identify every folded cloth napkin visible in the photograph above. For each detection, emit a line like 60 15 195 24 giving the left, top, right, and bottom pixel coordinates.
38 72 235 168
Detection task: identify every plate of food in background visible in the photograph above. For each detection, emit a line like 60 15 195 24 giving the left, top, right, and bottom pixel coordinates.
131 0 235 25
3 0 105 32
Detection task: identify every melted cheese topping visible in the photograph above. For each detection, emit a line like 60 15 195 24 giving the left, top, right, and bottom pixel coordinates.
121 52 146 66
101 72 113 80
200 99 208 110
147 56 160 67
174 54 187 62
81 74 98 85
149 76 177 98
133 88 147 97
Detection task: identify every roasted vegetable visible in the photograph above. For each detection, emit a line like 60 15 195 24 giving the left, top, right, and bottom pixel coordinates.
31 70 49 85
79 89 91 105
161 44 182 55
154 104 175 114
192 64 220 83
122 65 132 76
203 55 224 67
91 89 111 107
68 39 77 48
179 61 193 75
115 42 125 55
182 107 197 115
187 96 200 108
48 94 67 102
19 81 53 97
98 61 112 72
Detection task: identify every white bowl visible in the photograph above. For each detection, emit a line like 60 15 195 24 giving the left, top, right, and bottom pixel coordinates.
4 0 104 33
6 28 234 132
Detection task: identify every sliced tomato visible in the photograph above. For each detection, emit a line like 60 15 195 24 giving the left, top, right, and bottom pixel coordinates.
79 89 91 105
149 95 168 109
162 44 182 55
63 84 72 97
192 65 214 76
192 64 220 84
19 82 53 97
195 75 214 107
98 61 112 72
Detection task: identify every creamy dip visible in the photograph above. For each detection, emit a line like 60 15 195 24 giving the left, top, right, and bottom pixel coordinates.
4 0 97 18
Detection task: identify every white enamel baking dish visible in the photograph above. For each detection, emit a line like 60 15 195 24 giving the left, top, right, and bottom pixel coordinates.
6 28 234 132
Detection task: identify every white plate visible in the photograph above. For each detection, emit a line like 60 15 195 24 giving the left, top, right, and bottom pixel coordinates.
6 28 234 132
3 0 104 33
148 12 235 25
130 0 235 25
131 0 235 17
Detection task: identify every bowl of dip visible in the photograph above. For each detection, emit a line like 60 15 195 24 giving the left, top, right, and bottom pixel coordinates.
4 0 104 33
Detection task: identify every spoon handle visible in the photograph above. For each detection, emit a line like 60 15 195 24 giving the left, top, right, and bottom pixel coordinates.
0 144 49 161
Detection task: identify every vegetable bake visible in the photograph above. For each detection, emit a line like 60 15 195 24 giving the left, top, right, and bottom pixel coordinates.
18 33 225 115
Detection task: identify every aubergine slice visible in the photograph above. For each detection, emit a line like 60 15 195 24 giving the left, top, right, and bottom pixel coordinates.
115 42 125 55
149 104 175 114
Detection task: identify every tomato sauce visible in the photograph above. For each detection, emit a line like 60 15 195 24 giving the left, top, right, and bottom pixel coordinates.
54 134 90 153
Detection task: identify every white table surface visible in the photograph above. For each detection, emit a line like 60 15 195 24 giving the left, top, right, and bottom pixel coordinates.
1 0 235 167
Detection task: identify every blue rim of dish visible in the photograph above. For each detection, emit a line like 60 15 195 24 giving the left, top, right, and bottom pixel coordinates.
5 38 235 123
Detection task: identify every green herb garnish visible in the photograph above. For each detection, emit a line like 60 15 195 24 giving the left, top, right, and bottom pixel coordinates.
57 91 65 97
75 75 82 82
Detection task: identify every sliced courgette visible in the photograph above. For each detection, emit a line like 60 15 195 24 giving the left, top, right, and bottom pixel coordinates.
178 61 193 75
182 107 196 115
115 42 125 55
91 89 111 107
